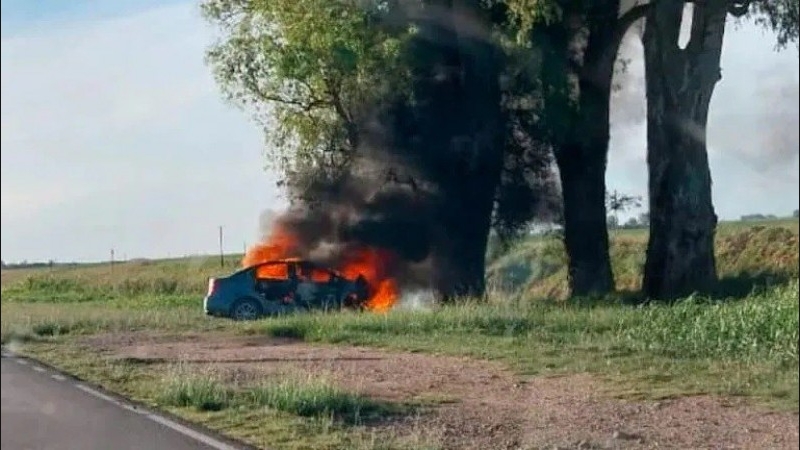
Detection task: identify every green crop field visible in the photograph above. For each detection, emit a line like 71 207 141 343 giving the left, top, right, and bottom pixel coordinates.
2 218 798 450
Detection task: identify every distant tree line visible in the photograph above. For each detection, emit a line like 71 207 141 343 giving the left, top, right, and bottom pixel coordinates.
741 212 799 221
1 260 59 270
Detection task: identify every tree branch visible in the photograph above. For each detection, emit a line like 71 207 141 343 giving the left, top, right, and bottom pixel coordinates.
610 2 652 57
592 2 652 82
324 76 360 150
243 72 329 112
259 93 329 112
594 0 752 74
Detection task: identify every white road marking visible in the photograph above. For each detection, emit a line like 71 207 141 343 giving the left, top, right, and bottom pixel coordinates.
75 384 140 413
3 349 243 450
74 384 239 450
145 413 241 450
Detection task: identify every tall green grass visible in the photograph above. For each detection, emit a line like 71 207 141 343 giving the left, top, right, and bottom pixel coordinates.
1 254 243 301
4 274 797 374
255 280 798 365
0 303 216 345
487 222 799 299
157 371 398 424
3 220 797 304
621 282 799 364
2 220 798 410
159 374 230 412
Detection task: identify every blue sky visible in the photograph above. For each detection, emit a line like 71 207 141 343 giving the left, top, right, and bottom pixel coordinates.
1 1 798 263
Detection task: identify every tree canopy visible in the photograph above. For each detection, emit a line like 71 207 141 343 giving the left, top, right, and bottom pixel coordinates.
202 0 414 192
203 0 798 300
749 0 799 49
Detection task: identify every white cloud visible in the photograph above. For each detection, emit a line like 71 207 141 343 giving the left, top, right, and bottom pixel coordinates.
1 2 285 262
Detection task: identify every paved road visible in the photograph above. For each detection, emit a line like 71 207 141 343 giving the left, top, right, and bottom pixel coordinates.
1 352 247 450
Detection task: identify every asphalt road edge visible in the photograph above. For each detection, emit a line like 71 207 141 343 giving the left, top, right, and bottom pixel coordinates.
1 346 261 450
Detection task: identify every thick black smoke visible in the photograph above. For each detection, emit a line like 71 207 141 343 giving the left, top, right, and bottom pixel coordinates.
257 94 445 290
257 2 561 297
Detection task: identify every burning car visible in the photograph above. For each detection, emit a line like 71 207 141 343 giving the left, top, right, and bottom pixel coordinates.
203 258 371 320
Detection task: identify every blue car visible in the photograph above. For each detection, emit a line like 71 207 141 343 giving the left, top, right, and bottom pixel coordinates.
203 259 370 320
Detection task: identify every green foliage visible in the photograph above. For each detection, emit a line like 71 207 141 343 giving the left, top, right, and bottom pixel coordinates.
749 0 799 50
500 0 564 44
202 0 412 177
203 0 563 237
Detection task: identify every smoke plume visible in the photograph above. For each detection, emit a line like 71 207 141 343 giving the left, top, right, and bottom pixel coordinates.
259 150 440 293
243 2 571 302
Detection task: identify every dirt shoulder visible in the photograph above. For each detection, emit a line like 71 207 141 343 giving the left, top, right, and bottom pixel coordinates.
83 332 799 450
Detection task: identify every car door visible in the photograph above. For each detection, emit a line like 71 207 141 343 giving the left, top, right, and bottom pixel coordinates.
309 267 341 309
295 263 339 309
292 262 318 305
254 262 295 300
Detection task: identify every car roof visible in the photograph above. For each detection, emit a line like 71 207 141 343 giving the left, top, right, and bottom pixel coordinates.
238 259 347 277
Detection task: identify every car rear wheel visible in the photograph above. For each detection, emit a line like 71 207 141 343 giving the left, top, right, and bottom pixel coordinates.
230 298 262 321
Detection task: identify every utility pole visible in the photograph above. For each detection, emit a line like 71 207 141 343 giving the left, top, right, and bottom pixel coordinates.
218 226 224 267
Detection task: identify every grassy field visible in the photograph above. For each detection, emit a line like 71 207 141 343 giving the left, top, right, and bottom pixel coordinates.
2 218 798 449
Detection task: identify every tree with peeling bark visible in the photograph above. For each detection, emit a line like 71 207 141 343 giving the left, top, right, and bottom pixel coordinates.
504 0 652 297
641 0 798 299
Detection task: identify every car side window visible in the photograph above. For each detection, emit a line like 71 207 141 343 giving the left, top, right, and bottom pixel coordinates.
256 262 289 280
310 268 332 283
296 264 333 283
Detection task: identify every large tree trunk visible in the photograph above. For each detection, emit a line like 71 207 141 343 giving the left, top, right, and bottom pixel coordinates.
547 2 632 297
434 1 505 300
555 98 615 297
432 173 501 299
642 0 727 299
405 0 505 300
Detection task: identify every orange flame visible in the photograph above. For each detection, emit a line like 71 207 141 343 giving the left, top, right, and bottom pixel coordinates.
242 224 298 279
242 223 399 312
242 225 298 267
338 247 399 312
